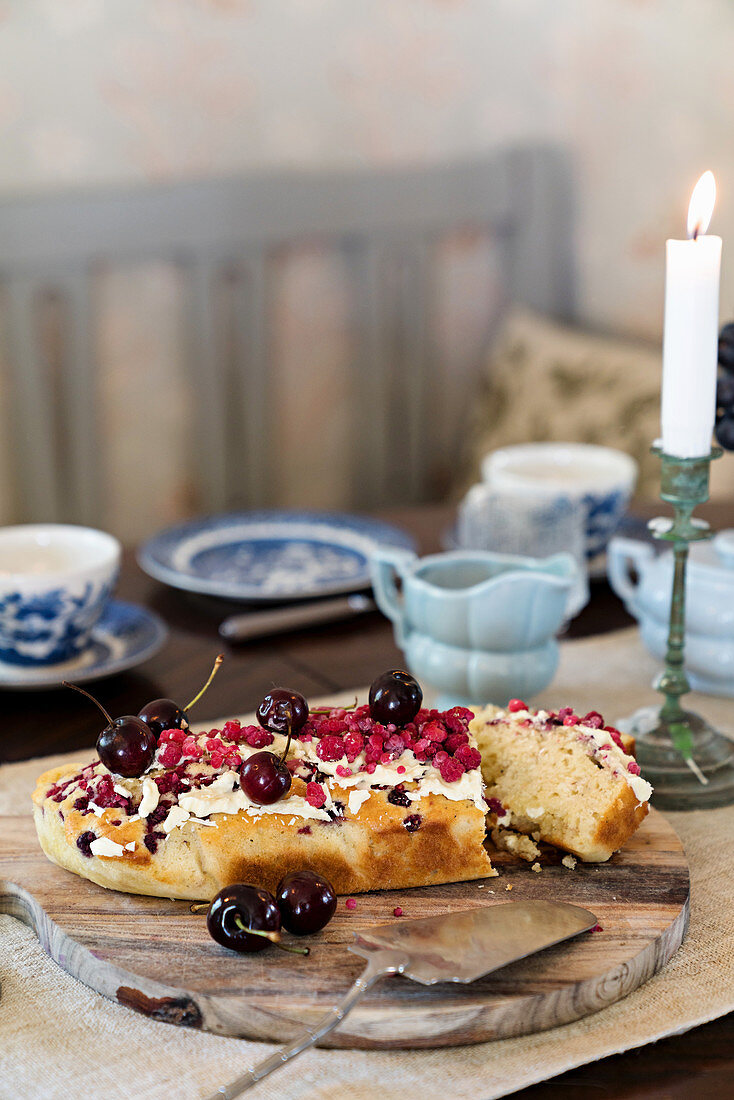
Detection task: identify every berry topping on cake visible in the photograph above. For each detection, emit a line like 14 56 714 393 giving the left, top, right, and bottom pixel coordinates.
239 750 292 805
257 689 309 734
369 670 423 726
34 670 494 899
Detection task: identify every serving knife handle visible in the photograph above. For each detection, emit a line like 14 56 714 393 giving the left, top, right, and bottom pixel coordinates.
205 949 408 1099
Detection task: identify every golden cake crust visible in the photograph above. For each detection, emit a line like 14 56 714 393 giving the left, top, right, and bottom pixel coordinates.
33 762 493 899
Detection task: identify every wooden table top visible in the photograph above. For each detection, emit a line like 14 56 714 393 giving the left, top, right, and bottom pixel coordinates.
2 500 732 1098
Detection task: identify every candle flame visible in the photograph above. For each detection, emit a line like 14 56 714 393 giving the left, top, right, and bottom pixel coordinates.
687 170 716 239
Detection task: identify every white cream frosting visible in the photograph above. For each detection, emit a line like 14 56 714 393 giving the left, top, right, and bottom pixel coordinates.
162 805 191 833
137 778 160 819
580 726 653 804
246 796 331 821
347 789 371 815
90 836 126 858
174 770 332 824
407 769 486 812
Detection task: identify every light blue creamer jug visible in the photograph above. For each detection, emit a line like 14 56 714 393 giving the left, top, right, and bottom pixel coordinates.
370 547 578 708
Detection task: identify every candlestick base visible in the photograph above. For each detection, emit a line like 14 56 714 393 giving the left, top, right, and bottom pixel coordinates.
619 705 734 811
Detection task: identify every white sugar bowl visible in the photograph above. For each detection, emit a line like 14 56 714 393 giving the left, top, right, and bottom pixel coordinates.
608 532 734 697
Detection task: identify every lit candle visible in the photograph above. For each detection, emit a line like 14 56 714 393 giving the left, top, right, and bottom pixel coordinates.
661 170 722 457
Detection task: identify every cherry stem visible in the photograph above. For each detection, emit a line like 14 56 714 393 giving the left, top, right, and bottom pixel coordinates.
184 654 224 714
190 902 209 914
310 696 358 715
279 716 293 767
233 915 309 955
62 681 114 726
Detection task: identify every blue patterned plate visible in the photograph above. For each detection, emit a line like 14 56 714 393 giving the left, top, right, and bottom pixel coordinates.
138 511 416 602
0 601 168 691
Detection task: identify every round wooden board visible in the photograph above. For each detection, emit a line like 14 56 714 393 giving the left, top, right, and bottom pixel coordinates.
0 810 689 1049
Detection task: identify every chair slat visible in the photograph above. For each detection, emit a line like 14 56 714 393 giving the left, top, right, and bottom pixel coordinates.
4 277 60 521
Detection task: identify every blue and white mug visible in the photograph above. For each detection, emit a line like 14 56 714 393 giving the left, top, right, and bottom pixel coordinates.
481 443 638 559
0 524 120 666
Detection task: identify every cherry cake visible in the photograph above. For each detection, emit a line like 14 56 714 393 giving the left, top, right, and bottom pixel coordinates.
33 685 494 899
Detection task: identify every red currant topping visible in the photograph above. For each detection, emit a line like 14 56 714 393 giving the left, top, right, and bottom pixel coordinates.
276 870 336 935
368 670 422 727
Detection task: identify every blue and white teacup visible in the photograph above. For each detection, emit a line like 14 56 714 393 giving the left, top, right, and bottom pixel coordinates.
0 524 120 666
481 443 638 559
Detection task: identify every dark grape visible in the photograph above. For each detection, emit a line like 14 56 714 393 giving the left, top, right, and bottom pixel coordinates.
715 412 734 451
206 884 281 953
137 698 187 738
257 688 309 734
96 717 157 778
240 751 292 804
718 322 734 374
369 670 423 727
276 870 337 935
716 372 734 414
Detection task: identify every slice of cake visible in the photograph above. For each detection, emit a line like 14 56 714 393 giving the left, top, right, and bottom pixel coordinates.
33 701 494 899
472 700 652 862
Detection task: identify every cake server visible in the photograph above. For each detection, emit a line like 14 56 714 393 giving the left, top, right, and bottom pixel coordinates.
206 898 597 1099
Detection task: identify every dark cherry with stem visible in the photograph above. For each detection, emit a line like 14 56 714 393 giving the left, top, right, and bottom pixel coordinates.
204 884 308 955
63 682 157 779
257 688 309 735
276 870 337 935
241 720 296 806
137 654 224 737
369 670 423 727
241 689 309 805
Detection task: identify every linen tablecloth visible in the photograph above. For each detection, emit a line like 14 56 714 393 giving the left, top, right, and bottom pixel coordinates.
1 628 733 1099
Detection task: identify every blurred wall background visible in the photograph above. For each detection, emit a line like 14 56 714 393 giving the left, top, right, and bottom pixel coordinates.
0 0 732 538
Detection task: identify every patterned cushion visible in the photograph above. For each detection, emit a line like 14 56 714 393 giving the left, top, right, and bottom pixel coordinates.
464 309 662 500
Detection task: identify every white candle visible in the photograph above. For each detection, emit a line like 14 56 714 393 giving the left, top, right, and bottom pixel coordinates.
661 171 722 458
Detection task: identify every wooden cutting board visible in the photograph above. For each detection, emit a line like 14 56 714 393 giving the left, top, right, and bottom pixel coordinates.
0 809 689 1049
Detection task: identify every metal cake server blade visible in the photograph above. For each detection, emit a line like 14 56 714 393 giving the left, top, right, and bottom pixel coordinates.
206 899 597 1099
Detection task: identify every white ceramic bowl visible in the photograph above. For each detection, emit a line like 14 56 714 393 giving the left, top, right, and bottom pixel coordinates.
0 524 121 665
481 443 638 558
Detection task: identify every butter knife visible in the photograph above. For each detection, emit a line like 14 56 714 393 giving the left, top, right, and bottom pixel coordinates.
206 899 597 1099
219 593 377 642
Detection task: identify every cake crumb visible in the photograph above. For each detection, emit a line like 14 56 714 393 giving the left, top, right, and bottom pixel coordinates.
531 862 542 873
561 855 577 871
505 883 513 891
491 826 541 863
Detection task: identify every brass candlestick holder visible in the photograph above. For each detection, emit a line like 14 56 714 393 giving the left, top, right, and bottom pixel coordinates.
621 444 734 810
